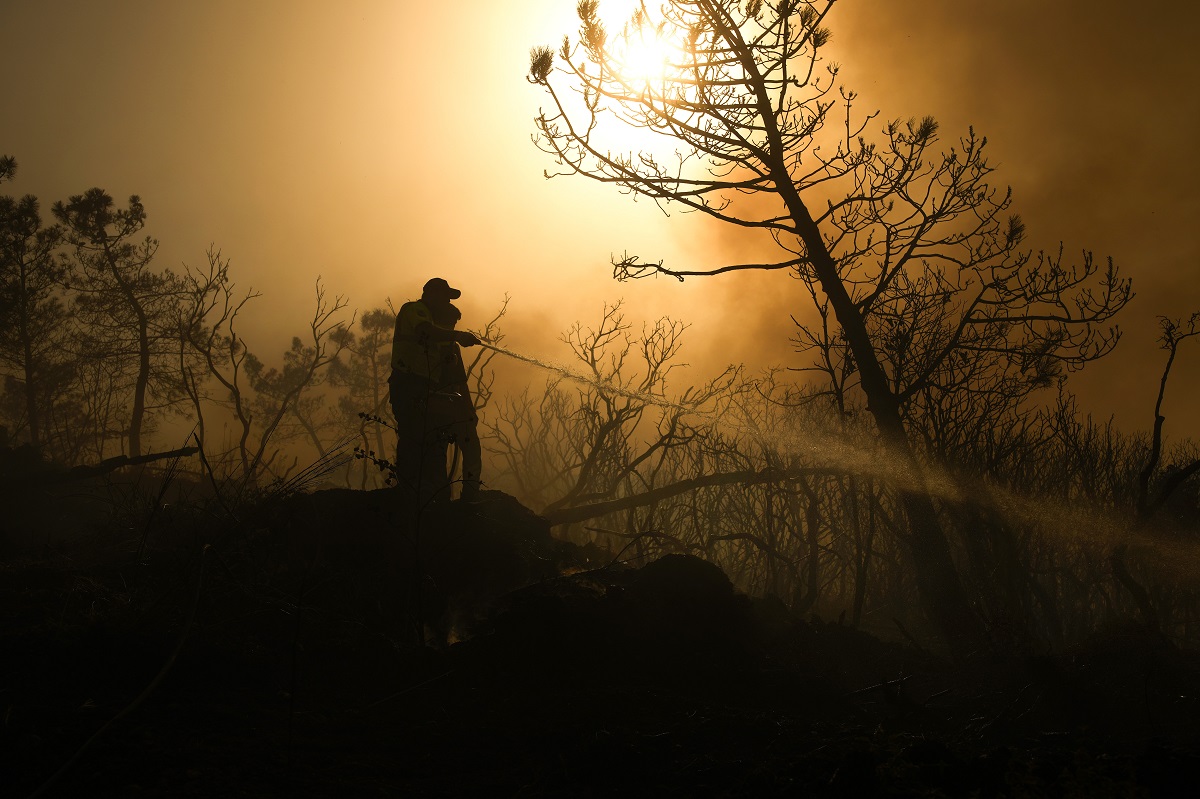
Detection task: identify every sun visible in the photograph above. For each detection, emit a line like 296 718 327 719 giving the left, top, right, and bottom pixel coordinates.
615 31 672 87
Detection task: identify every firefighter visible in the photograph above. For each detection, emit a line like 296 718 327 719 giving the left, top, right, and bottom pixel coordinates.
388 277 480 501
428 301 483 501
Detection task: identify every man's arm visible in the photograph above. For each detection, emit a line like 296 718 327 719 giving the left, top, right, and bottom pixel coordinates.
415 321 480 347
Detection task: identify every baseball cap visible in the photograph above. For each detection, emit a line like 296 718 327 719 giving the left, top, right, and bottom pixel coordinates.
422 277 461 300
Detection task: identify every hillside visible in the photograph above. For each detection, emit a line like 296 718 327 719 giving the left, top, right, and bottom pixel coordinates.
4 485 1200 796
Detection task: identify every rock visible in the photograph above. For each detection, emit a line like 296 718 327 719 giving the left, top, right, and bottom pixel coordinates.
264 487 585 643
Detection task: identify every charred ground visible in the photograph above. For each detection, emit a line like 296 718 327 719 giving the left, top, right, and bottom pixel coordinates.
4 475 1200 797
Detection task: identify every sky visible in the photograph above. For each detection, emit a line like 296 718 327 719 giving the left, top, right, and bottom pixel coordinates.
2 0 1198 443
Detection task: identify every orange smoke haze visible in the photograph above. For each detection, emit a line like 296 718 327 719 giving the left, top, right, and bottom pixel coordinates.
2 0 1198 441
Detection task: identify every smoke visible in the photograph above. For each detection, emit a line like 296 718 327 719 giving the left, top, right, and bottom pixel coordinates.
821 0 1200 440
2 0 1196 443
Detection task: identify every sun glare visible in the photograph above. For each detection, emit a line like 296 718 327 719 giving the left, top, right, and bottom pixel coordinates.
616 31 672 87
586 5 697 156
592 0 682 89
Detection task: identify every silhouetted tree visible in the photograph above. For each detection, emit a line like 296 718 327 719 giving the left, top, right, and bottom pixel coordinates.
180 250 351 482
178 248 260 472
54 190 188 457
0 160 69 450
329 306 396 462
247 307 353 462
529 0 1132 651
327 304 404 488
1110 312 1200 629
1136 313 1200 520
488 303 726 511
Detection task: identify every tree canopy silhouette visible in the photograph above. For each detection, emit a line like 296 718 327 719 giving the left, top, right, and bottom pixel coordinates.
528 0 1132 652
53 190 188 458
0 160 67 450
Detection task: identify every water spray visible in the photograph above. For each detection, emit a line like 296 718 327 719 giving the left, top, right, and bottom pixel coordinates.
479 342 971 498
479 342 703 414
479 340 828 465
479 341 878 478
477 340 1197 573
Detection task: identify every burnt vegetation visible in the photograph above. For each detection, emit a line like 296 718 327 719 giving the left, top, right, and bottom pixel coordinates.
4 2 1200 795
